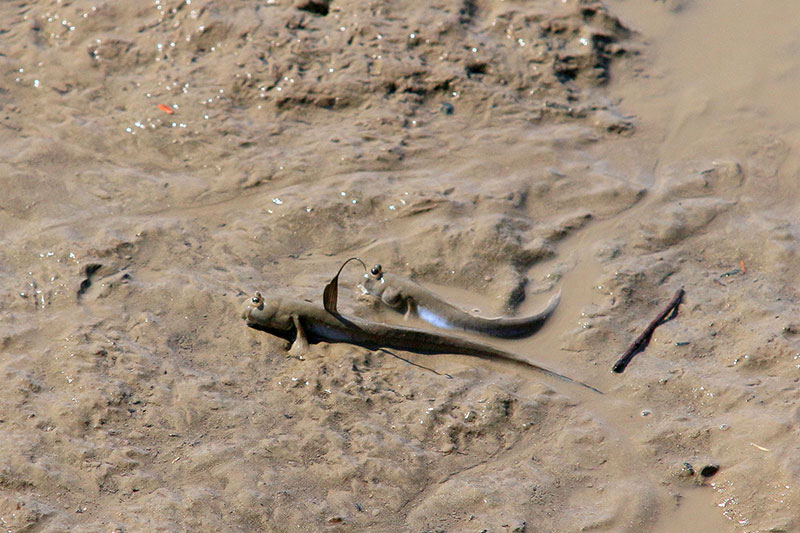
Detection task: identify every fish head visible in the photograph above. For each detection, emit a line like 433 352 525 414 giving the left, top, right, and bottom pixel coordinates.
358 263 386 298
241 291 292 330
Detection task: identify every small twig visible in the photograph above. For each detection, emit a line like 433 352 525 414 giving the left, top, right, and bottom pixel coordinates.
612 288 685 373
378 349 453 379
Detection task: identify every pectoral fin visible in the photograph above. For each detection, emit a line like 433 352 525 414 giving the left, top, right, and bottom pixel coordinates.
382 287 403 309
403 297 418 320
289 315 309 356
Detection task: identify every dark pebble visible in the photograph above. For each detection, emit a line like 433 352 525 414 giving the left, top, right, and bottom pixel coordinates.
700 464 719 477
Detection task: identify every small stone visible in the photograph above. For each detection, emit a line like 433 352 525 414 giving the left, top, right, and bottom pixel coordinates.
670 462 695 479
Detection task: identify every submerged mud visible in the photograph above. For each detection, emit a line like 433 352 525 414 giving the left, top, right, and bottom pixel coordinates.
1 0 798 531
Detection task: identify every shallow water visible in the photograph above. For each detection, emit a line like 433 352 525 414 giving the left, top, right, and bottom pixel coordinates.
1 0 799 530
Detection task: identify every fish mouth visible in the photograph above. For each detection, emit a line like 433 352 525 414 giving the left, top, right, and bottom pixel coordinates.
357 284 380 303
240 300 256 322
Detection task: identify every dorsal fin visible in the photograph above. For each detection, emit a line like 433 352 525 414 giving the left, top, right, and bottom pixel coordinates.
323 257 366 314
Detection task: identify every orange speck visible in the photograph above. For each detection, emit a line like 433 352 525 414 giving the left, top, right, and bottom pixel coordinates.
158 104 175 114
740 260 746 273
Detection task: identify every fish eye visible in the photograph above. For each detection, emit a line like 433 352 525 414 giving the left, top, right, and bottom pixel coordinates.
370 264 382 276
251 292 263 305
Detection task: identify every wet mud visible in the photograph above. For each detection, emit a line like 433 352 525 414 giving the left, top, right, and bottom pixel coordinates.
1 0 798 531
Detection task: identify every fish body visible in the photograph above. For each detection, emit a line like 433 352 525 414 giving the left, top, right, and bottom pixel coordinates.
359 264 559 338
241 291 599 393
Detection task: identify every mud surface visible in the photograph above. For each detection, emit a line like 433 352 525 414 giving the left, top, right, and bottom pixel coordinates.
1 0 798 531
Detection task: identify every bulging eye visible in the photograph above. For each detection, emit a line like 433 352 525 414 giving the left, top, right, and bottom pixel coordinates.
370 264 382 276
251 292 263 306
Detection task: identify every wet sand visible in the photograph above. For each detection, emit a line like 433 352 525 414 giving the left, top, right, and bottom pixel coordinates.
1 0 798 530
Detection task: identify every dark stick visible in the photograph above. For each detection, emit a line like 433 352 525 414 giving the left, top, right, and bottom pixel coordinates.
612 288 685 373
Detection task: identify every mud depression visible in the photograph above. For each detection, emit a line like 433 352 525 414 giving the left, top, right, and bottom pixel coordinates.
1 0 798 531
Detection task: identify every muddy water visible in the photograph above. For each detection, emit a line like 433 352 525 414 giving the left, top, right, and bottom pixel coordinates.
607 0 800 170
1 0 799 531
